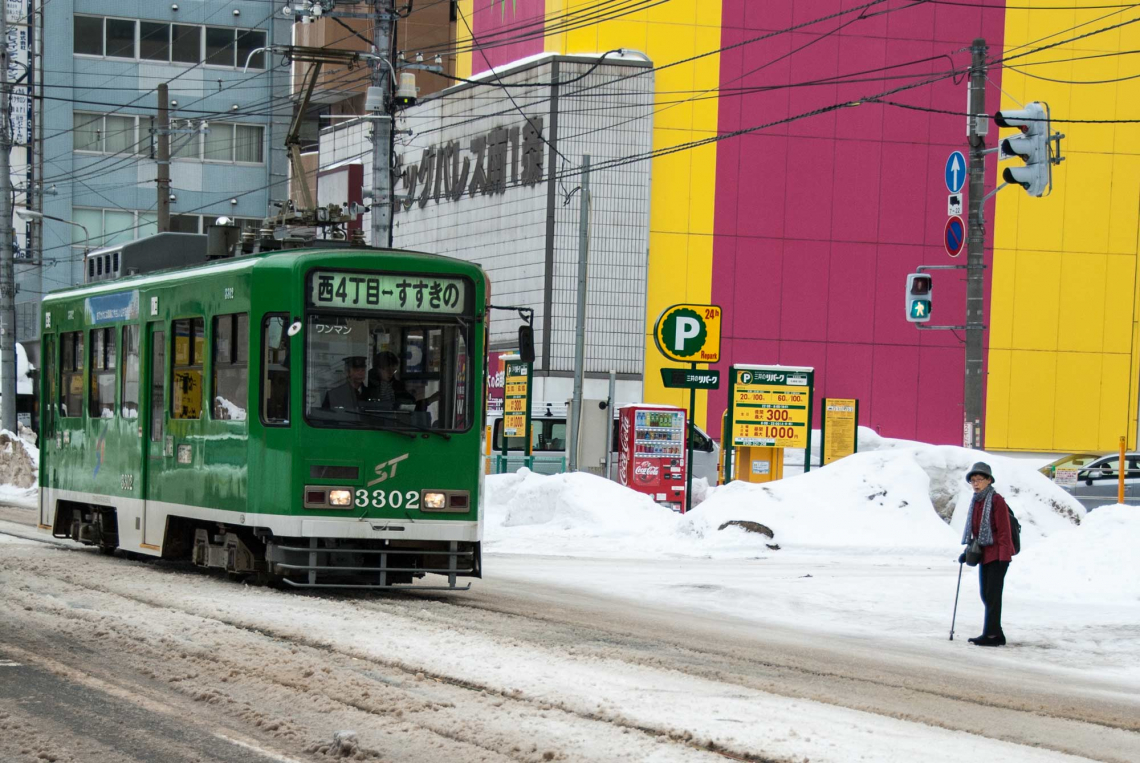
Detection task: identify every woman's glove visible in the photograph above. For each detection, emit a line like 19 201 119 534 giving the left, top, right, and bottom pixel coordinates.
958 553 967 564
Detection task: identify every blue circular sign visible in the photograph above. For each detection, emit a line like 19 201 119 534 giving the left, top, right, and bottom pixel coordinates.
945 151 966 194
945 216 965 257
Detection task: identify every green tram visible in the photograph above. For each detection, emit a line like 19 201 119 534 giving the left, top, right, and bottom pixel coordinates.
38 238 491 589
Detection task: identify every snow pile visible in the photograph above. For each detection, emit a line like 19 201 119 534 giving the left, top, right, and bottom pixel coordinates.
0 428 38 489
485 468 683 557
485 440 1084 558
1016 505 1140 604
690 449 958 553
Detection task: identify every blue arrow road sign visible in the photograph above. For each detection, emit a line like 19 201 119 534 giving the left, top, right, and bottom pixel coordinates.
945 151 966 194
945 215 965 257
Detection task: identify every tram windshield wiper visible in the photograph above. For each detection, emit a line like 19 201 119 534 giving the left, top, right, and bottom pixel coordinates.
353 409 451 440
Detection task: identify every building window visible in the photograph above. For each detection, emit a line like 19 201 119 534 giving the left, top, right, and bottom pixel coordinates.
205 26 236 66
140 21 170 61
172 318 205 420
73 16 264 70
61 331 85 418
203 123 264 164
74 16 104 56
213 314 248 420
172 25 201 64
73 112 141 155
237 30 267 69
105 18 136 59
73 208 205 250
89 327 117 418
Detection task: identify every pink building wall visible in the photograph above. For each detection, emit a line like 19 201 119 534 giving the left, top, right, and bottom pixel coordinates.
710 0 1006 445
469 0 547 74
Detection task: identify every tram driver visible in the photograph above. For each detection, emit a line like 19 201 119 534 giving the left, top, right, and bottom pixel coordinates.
322 355 374 411
369 351 441 412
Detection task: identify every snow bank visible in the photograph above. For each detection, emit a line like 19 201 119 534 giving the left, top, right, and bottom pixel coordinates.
485 468 684 557
485 439 1084 558
0 428 38 488
0 427 39 508
1016 505 1140 604
690 448 958 552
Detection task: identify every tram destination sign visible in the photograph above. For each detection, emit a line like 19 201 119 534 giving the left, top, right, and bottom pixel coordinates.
728 366 815 449
309 271 468 315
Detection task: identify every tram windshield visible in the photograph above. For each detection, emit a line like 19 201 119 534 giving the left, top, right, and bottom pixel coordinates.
304 312 472 432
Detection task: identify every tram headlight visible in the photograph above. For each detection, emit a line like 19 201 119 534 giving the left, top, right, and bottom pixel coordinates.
422 491 447 510
328 489 353 507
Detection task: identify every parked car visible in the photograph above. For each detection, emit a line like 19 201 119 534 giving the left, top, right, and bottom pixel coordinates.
489 414 721 484
1054 452 1140 511
1038 452 1102 478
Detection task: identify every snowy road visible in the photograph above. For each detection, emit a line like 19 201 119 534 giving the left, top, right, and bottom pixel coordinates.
1 511 1138 763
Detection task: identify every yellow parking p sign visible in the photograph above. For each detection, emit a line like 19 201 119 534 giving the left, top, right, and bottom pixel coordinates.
654 304 722 364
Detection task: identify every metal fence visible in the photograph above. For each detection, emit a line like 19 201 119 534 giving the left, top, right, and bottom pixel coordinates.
486 454 567 475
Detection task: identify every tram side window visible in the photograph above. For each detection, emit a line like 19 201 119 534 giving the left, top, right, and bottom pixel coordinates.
121 324 140 419
171 317 204 419
89 327 117 418
150 329 165 442
212 313 248 420
60 331 84 417
262 314 290 425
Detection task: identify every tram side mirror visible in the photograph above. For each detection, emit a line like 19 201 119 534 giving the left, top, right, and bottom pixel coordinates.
518 325 535 364
287 321 303 337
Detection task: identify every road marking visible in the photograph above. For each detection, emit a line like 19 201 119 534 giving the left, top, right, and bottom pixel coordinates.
211 732 309 763
0 660 22 667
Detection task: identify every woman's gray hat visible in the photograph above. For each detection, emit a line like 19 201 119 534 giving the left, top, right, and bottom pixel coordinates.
966 461 995 484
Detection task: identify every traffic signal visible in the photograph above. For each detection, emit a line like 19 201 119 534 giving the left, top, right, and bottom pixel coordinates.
906 274 932 323
994 102 1055 197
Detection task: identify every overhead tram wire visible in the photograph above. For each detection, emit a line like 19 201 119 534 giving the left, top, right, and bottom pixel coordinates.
411 0 1140 144
36 26 377 184
998 3 1140 58
406 0 908 142
558 0 930 144
34 61 965 260
42 3 1140 250
414 0 671 58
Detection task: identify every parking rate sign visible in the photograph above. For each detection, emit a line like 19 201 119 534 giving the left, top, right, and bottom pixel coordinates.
654 304 722 364
729 367 814 449
503 360 531 437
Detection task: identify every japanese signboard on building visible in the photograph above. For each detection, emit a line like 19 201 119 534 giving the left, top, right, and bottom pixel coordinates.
397 115 545 211
821 398 859 465
727 365 815 449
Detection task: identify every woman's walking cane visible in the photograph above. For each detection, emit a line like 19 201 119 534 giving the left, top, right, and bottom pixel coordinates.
949 561 964 641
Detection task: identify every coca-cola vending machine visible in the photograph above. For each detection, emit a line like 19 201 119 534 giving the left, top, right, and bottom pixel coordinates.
618 404 687 512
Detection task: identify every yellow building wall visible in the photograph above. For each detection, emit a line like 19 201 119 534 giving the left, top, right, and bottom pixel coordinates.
553 1 723 428
988 5 1140 451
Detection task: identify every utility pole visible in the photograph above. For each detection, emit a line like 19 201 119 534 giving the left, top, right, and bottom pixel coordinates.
156 83 170 232
0 3 17 432
371 0 394 248
568 155 590 471
964 38 988 450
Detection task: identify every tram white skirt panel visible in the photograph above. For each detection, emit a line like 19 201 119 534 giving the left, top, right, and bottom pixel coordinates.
41 489 480 555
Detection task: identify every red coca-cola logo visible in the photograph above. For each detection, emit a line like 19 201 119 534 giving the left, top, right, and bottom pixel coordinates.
633 461 659 483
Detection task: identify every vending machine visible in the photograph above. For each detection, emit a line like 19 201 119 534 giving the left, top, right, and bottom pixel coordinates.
617 404 687 512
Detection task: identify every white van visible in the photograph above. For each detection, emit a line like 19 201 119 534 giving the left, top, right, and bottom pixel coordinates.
489 410 721 484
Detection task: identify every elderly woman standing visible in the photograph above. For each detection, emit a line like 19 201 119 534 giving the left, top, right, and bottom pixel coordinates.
959 462 1015 646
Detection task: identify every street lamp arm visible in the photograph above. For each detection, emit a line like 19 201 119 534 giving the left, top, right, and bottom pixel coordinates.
15 208 90 254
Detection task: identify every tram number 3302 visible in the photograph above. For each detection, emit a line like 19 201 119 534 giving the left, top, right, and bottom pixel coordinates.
354 489 421 510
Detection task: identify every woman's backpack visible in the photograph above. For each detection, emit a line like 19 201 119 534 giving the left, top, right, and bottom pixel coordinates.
1008 507 1021 555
